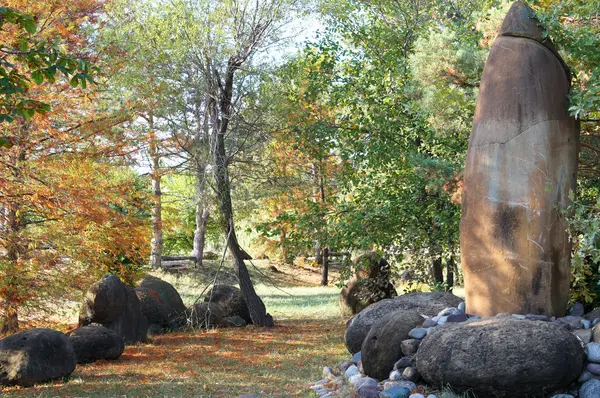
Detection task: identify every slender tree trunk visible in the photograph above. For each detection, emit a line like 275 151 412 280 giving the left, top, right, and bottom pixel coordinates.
321 247 329 286
191 102 209 267
149 128 163 269
209 62 273 327
318 166 329 286
1 147 25 334
192 207 209 266
1 208 21 334
431 256 444 285
280 228 289 264
446 256 455 291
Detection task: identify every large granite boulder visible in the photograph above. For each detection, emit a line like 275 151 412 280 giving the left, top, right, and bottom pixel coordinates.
416 318 585 397
0 328 76 386
339 252 398 316
138 275 187 326
204 285 251 324
107 287 148 345
187 302 225 329
135 287 171 329
79 274 148 345
79 274 127 325
361 310 424 380
68 325 124 364
344 291 461 354
460 2 579 317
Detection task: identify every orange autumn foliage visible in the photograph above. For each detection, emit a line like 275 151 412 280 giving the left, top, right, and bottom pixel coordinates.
0 0 150 333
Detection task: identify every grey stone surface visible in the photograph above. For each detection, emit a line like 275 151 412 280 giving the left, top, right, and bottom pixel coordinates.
408 328 427 339
400 339 420 356
79 274 127 325
139 275 187 326
393 356 413 370
204 284 251 324
361 310 423 380
344 291 460 354
573 328 593 344
587 342 600 362
447 313 468 323
587 362 600 376
416 318 585 397
401 366 419 381
568 302 585 317
0 328 76 386
68 325 124 364
344 365 360 379
580 379 600 398
380 387 411 398
383 380 416 391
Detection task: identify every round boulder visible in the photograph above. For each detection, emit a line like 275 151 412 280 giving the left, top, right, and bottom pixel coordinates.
104 287 148 345
416 318 585 397
204 285 251 324
340 252 398 316
79 274 127 325
138 275 187 326
0 328 76 387
135 287 171 328
345 291 462 354
68 325 124 364
362 310 424 380
187 302 225 329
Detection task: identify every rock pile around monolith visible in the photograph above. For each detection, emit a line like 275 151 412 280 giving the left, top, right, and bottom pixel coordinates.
314 298 598 398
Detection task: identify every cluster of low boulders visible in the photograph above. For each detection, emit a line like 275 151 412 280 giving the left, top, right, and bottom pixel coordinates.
0 273 251 388
314 292 600 397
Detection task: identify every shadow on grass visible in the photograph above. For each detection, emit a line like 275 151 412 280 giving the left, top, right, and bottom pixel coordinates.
1 319 348 398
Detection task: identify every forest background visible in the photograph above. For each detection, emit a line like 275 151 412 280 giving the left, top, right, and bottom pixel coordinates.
0 0 598 332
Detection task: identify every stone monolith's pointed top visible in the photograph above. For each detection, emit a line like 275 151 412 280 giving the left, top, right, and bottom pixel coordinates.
498 1 571 80
498 2 544 42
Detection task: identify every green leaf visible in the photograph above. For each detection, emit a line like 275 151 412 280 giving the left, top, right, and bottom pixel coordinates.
0 115 14 124
0 136 12 148
21 18 37 35
69 75 79 87
31 70 44 85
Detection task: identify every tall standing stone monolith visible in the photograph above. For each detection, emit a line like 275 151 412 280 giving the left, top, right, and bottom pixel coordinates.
460 2 579 317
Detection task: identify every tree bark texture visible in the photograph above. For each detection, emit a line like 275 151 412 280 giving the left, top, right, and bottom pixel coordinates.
321 247 329 286
192 207 209 267
149 130 163 269
446 256 455 290
208 61 273 327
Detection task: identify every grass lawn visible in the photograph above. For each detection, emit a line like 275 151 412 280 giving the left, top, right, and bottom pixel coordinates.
1 261 350 397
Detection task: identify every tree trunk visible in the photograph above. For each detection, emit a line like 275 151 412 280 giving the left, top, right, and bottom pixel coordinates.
431 256 444 285
192 207 209 266
321 247 329 286
149 130 163 269
213 156 273 326
314 242 322 264
191 106 209 267
1 145 26 334
280 228 289 264
1 207 21 334
446 256 455 290
208 62 273 327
